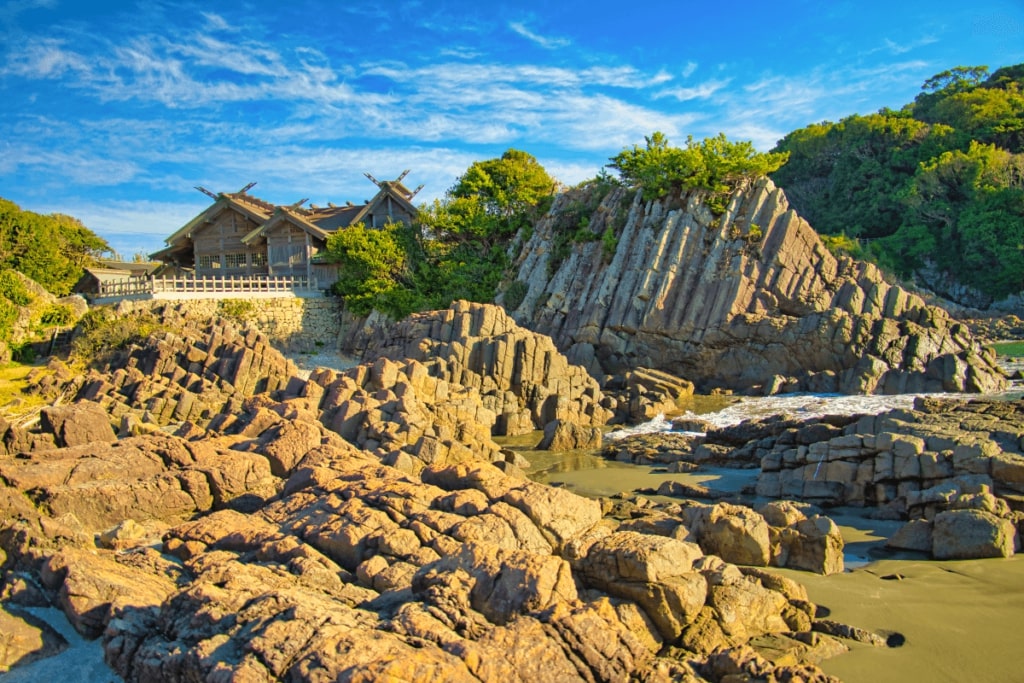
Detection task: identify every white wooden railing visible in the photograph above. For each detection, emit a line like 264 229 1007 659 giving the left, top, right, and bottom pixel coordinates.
96 275 319 299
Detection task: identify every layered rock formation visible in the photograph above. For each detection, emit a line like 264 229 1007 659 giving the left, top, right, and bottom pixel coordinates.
0 314 895 681
346 300 613 435
745 398 1024 558
72 308 297 428
505 179 1006 394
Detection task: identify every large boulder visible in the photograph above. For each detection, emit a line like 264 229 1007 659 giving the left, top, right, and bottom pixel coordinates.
38 402 117 448
536 419 603 451
578 531 707 641
932 509 1017 559
684 503 772 567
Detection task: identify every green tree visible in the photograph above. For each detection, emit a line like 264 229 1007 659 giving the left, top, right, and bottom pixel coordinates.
880 142 1024 297
608 132 789 208
325 222 420 317
447 149 557 240
771 113 959 238
0 198 109 296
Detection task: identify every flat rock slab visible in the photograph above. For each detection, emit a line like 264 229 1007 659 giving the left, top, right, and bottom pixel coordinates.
0 604 68 673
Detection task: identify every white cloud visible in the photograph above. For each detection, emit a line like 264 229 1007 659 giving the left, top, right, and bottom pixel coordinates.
200 11 234 32
881 35 939 55
3 39 90 78
655 78 731 102
508 21 570 49
681 61 698 78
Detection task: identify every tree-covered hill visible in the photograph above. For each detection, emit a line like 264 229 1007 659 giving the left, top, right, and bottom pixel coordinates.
770 63 1024 304
0 198 108 352
0 198 110 297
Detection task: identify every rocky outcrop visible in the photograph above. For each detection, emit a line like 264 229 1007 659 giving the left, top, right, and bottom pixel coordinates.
737 397 1024 558
0 431 281 532
0 270 88 362
505 179 1005 395
345 300 613 435
0 327 906 682
300 356 509 472
74 309 298 428
94 454 860 682
610 497 845 575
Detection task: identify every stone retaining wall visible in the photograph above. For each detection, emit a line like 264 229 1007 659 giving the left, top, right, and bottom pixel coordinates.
111 296 343 351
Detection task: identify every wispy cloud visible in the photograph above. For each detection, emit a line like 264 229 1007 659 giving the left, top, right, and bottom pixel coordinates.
882 35 939 55
655 78 731 102
0 0 55 25
508 21 570 49
200 11 234 32
3 0 1010 252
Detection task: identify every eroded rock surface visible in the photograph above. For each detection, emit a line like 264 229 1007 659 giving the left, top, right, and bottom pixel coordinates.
346 300 614 435
506 179 1005 395
0 311 895 681
746 397 1024 559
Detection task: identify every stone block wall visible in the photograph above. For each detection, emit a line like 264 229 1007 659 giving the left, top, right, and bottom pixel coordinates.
112 296 343 352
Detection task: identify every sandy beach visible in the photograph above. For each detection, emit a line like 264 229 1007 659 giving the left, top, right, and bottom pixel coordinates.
780 556 1024 683
527 448 1024 683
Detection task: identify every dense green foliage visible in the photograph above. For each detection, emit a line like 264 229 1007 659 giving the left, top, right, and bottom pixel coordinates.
0 198 109 296
70 308 168 365
608 132 789 211
448 149 557 239
326 222 417 317
325 149 556 319
771 63 1024 299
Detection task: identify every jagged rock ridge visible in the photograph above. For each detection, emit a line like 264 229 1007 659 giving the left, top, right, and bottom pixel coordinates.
345 300 613 435
507 178 1006 395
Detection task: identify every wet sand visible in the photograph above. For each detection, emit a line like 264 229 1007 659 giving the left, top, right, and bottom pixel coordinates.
776 556 1024 683
520 447 1024 683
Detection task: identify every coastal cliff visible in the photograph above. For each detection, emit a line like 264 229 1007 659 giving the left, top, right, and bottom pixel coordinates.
505 178 1006 395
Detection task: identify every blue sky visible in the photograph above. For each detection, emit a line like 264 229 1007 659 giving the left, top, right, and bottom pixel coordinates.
1 0 1022 259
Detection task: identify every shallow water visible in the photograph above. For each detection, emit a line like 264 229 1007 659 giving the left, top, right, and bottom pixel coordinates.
1 607 117 682
514 389 1024 682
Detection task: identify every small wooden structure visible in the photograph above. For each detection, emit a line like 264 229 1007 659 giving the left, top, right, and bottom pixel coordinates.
150 172 421 289
73 259 164 298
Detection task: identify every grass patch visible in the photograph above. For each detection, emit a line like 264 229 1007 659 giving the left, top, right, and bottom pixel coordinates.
990 341 1024 357
0 362 47 415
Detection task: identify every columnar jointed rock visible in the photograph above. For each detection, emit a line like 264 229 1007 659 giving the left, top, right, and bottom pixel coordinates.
346 300 614 435
749 398 1024 558
302 356 508 471
74 309 298 427
507 178 1006 395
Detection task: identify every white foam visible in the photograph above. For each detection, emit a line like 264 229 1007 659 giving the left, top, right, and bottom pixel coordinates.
605 413 673 440
622 391 978 436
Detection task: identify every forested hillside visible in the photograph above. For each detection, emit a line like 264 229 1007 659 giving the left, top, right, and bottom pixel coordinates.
771 63 1024 303
0 198 108 348
0 198 109 296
